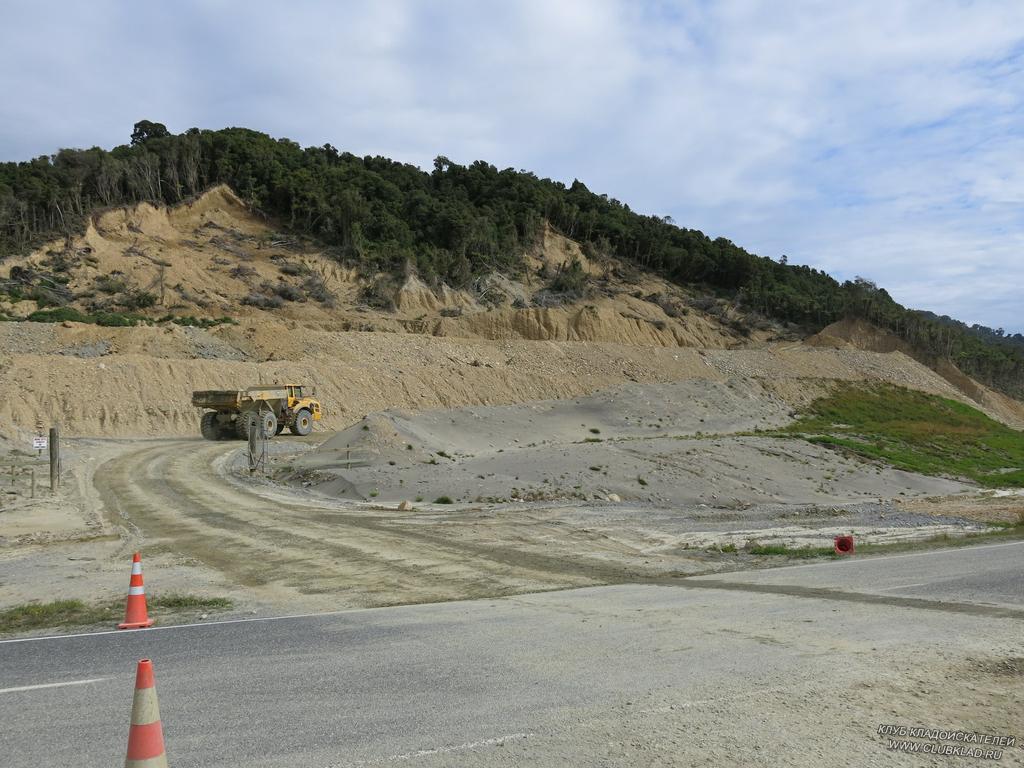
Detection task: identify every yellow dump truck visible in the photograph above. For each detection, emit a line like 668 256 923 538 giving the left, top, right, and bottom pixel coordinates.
192 385 323 440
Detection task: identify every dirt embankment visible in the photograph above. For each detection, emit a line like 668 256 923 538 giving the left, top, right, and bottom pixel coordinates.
0 324 996 439
809 318 1024 428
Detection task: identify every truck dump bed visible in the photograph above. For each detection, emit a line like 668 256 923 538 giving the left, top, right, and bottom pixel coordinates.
192 386 290 411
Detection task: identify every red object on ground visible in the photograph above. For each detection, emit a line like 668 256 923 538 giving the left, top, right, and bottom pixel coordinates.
118 552 155 629
124 659 168 767
834 535 855 555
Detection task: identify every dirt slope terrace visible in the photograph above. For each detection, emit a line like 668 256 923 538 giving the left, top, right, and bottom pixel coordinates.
0 188 1018 439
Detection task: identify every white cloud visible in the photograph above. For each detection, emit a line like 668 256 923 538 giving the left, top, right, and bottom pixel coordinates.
1 0 1021 330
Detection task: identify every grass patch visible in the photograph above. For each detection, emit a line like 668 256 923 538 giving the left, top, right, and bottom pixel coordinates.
745 543 835 558
0 594 232 635
781 384 1024 487
147 594 232 611
0 600 117 633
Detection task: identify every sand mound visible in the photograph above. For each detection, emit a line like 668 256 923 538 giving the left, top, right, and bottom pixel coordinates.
310 379 794 464
297 380 969 505
807 318 909 353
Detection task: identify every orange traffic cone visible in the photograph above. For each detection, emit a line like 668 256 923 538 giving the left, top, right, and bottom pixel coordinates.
118 552 154 629
124 659 168 767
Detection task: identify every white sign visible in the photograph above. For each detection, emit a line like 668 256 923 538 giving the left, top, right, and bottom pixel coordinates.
32 436 48 450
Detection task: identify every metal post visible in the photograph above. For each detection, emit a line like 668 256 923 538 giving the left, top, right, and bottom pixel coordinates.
49 427 59 491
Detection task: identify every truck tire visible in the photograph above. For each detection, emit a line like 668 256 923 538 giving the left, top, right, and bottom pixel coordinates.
290 408 313 436
200 412 220 441
260 411 278 438
237 410 278 439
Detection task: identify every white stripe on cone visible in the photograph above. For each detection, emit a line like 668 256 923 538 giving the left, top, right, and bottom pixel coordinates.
128 586 146 596
131 563 142 575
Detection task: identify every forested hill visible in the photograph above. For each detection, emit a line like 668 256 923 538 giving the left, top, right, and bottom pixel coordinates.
1 121 1022 397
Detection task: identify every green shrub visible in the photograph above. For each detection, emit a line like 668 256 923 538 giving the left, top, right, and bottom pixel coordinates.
168 315 236 328
95 275 127 294
549 258 588 295
123 291 157 310
95 312 142 327
26 307 92 323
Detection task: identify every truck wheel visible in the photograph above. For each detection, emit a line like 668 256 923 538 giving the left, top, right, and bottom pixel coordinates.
238 410 278 439
261 411 278 438
200 412 219 440
290 408 313 436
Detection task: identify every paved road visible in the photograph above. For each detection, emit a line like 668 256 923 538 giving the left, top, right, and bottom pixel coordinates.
1 544 1021 767
690 540 1024 610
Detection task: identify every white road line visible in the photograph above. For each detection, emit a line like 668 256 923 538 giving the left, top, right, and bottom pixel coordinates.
0 608 375 645
339 732 534 766
879 582 928 591
0 677 108 694
0 589 556 646
0 584 616 646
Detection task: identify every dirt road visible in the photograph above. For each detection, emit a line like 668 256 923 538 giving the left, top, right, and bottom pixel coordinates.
91 438 658 611
74 433 990 617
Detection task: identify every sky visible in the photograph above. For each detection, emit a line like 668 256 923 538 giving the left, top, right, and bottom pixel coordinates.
1 0 1022 332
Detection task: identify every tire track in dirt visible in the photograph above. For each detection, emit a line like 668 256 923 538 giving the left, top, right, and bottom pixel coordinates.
93 439 635 609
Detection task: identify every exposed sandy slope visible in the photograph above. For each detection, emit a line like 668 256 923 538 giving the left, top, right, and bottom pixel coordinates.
0 333 997 440
0 189 1018 441
0 186 739 346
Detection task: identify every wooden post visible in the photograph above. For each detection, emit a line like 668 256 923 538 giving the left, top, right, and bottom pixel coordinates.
31 469 36 499
9 464 14 486
49 427 59 491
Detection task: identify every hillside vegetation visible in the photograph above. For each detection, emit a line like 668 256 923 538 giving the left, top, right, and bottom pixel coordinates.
785 384 1024 487
1 120 1022 396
